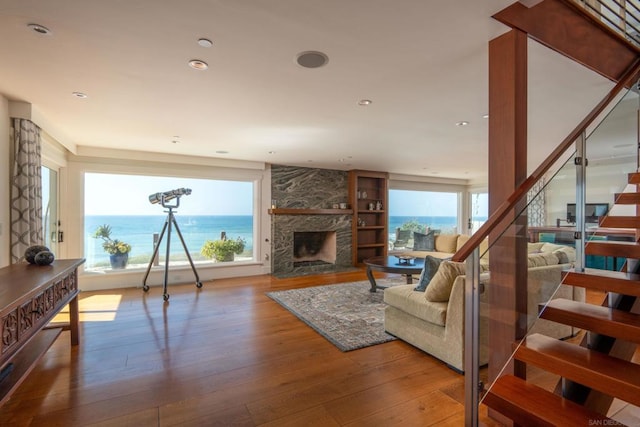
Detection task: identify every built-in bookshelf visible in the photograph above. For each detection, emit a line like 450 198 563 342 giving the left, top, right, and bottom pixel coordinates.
348 170 389 264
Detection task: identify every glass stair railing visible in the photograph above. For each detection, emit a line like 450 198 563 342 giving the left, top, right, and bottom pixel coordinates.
458 76 640 425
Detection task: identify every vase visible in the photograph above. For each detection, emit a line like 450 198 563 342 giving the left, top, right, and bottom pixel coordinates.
216 253 234 262
109 253 129 269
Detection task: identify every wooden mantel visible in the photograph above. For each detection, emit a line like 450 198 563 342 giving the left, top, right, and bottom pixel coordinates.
268 208 353 215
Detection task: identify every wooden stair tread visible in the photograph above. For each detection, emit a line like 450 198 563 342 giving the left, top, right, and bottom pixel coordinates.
628 172 640 184
516 333 640 406
540 298 640 343
483 375 617 427
563 268 640 297
615 192 640 204
585 240 640 258
599 216 640 229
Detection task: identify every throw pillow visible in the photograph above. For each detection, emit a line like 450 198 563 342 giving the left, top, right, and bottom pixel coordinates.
553 250 570 264
424 260 466 302
435 234 459 253
414 255 446 292
413 230 435 251
527 252 560 267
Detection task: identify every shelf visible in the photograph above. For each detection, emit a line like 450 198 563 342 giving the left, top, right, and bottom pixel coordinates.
269 208 353 215
357 210 386 214
357 243 386 249
349 170 389 264
0 328 62 406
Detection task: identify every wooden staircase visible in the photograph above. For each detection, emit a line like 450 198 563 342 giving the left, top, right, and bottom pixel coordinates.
483 172 640 425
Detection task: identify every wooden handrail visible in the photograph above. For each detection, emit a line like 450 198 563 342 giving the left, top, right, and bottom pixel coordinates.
452 56 640 262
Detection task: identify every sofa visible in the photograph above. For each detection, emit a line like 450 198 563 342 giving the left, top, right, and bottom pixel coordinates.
383 241 584 372
390 232 487 262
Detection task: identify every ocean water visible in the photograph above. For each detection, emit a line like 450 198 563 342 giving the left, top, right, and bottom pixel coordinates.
85 215 254 267
85 214 479 268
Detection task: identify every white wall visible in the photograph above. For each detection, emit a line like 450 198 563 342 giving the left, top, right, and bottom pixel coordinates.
545 158 636 224
0 96 10 267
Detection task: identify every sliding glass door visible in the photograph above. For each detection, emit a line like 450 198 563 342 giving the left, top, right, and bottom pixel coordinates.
41 165 60 254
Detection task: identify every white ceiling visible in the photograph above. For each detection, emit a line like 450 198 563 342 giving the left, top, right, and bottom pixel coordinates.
0 0 616 182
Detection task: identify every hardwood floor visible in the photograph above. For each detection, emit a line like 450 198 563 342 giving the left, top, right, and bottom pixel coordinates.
0 269 491 426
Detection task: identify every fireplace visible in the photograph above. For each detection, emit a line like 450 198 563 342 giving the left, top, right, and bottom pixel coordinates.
270 164 352 277
293 231 337 266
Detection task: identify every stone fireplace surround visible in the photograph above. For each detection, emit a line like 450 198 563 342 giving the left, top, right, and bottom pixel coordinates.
271 165 352 277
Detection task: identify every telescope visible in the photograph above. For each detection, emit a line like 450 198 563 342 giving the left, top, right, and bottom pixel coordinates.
142 187 201 301
149 188 192 204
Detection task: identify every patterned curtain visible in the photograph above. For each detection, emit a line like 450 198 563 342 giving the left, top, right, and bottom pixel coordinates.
10 118 43 263
527 178 545 227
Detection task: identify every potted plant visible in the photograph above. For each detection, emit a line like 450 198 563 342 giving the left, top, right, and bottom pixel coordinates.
92 224 132 269
201 235 246 262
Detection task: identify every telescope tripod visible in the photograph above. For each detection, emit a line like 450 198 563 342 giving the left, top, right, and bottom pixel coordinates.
142 197 202 301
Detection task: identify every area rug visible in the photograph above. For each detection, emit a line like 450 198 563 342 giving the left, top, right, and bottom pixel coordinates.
266 278 406 351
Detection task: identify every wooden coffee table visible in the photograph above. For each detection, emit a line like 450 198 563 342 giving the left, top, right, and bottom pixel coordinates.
363 255 424 292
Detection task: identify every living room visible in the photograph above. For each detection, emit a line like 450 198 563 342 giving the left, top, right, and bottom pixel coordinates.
1 0 638 425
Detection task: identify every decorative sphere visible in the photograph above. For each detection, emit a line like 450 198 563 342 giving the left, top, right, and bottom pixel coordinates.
24 245 50 264
34 251 55 266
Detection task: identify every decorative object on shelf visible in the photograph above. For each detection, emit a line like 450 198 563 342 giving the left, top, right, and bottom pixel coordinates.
92 224 132 269
368 202 375 210
34 250 55 265
332 203 340 209
357 190 361 199
24 245 50 264
376 200 383 210
339 202 347 209
362 191 368 199
201 233 246 262
358 217 366 227
271 199 277 209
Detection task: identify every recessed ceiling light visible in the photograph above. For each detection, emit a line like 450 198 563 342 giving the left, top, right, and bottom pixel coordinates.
72 92 87 98
216 150 229 154
456 121 469 126
295 51 329 68
482 114 489 119
197 38 213 48
358 99 372 106
171 136 180 144
188 59 208 70
27 23 52 36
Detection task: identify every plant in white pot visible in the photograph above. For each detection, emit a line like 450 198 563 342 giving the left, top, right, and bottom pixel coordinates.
200 235 246 262
92 224 132 269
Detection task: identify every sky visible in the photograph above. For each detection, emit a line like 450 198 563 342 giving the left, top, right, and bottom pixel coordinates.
84 173 253 215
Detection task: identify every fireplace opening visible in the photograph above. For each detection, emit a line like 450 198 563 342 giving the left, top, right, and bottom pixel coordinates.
293 231 337 267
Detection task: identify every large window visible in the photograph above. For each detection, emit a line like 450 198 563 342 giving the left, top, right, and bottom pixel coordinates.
84 173 254 271
388 189 459 243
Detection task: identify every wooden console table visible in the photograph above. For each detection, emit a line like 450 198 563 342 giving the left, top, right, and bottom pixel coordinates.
0 258 84 405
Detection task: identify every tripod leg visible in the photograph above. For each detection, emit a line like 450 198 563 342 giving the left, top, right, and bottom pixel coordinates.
163 212 173 301
142 219 170 292
172 218 202 288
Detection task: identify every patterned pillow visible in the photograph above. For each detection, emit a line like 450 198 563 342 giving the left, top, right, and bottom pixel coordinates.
414 255 446 292
413 230 435 251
